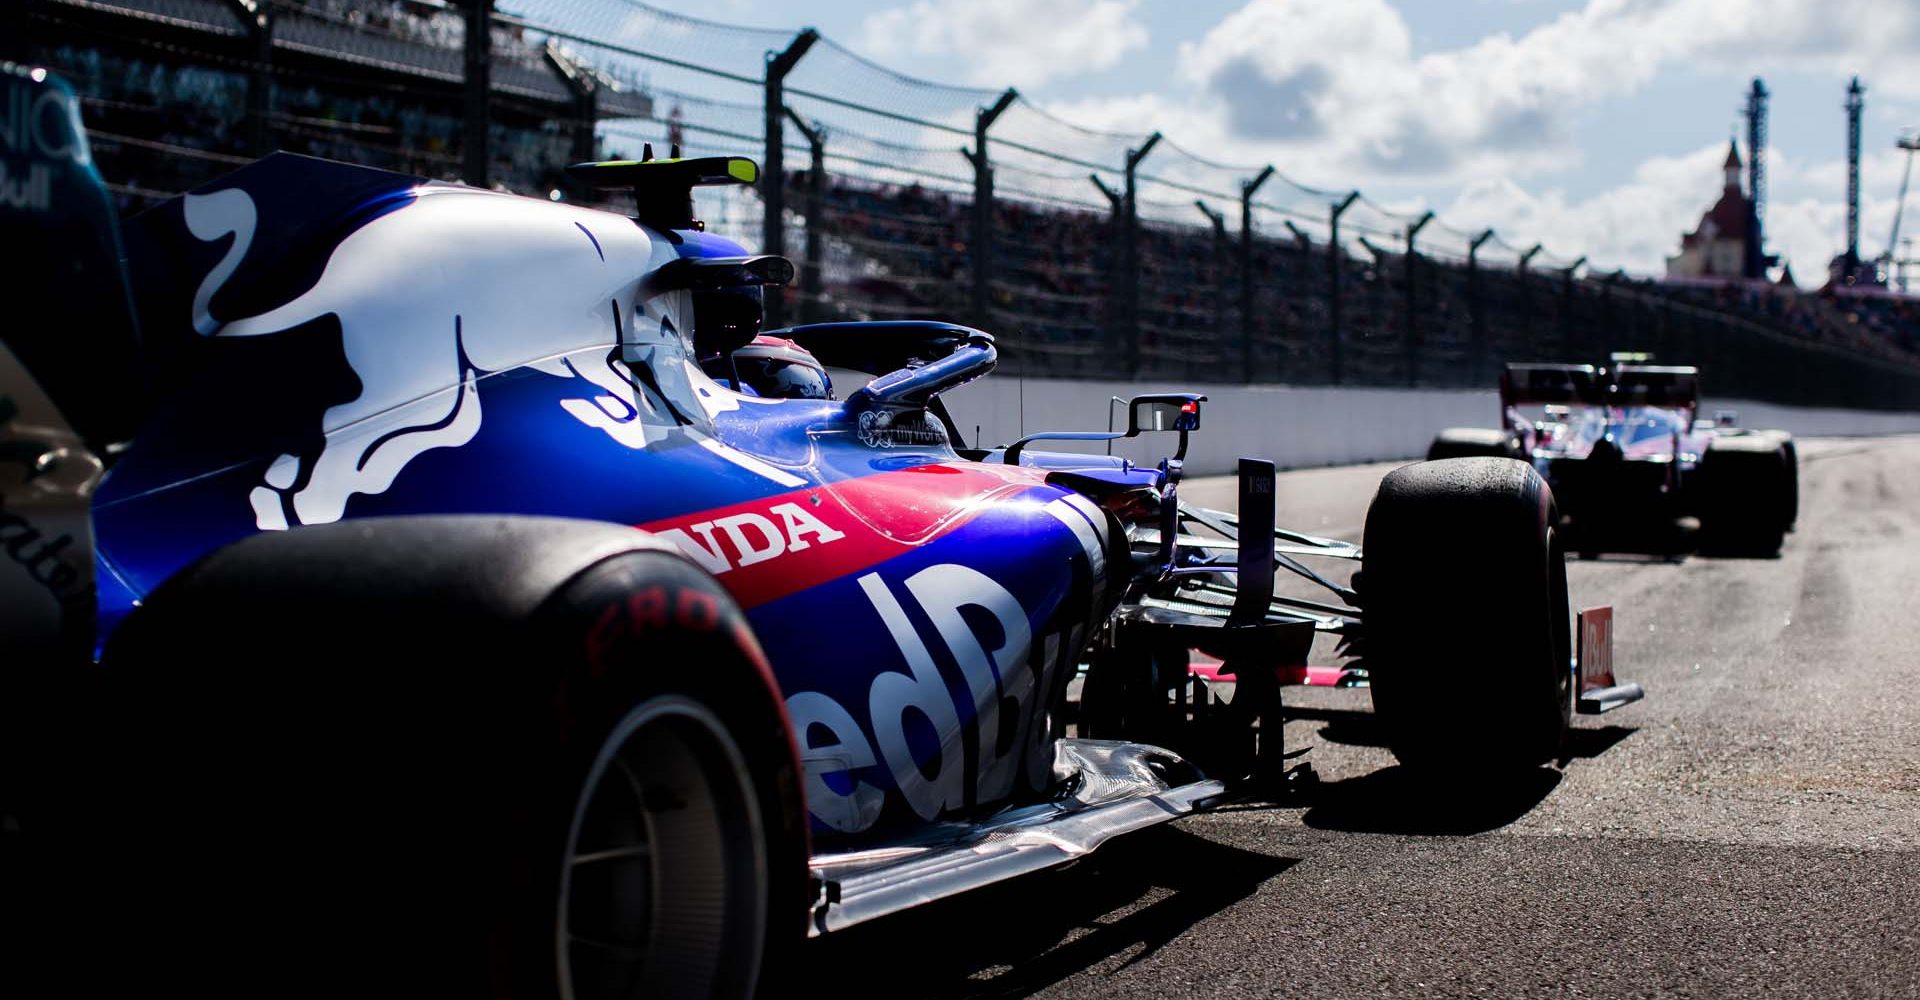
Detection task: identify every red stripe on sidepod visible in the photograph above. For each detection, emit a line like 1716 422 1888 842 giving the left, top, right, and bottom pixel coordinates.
636 462 1054 610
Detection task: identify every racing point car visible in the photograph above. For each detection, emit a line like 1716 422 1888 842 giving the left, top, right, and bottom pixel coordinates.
1 65 1639 998
1429 359 1798 556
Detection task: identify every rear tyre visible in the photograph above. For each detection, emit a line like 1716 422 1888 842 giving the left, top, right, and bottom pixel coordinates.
63 518 806 1000
1426 427 1519 461
1361 458 1572 772
1776 435 1800 532
1696 437 1792 556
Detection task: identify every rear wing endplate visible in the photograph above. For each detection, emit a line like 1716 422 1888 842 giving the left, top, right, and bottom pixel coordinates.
1576 606 1644 714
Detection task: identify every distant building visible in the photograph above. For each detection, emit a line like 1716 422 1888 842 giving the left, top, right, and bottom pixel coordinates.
1666 141 1753 280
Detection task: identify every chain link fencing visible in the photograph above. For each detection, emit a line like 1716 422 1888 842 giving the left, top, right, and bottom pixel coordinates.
16 0 1920 408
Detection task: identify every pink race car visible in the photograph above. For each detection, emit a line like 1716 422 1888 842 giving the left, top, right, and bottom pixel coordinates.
1429 359 1798 556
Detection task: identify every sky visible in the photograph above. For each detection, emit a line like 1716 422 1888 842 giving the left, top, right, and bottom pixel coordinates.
636 0 1920 284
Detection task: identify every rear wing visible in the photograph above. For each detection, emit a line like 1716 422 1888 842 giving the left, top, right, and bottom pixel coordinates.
1500 362 1700 414
1500 364 1601 408
1610 364 1700 410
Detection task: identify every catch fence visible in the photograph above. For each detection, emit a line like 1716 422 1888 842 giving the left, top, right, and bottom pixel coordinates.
15 0 1920 408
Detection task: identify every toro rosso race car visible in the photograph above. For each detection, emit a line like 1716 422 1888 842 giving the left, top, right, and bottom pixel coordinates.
1429 359 1798 556
2 65 1639 999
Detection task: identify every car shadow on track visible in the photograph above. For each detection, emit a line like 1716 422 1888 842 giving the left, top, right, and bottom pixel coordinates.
1285 707 1639 836
1287 704 1390 749
1299 765 1563 836
1561 724 1637 761
1299 708 1637 761
801 826 1298 999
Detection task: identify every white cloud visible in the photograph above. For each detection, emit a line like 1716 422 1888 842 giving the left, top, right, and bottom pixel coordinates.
1172 0 1920 182
1438 141 1920 282
1442 142 1735 272
843 0 1920 280
859 0 1149 88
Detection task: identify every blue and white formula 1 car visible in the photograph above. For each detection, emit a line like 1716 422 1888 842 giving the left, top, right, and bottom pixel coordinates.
1429 360 1798 556
1 65 1638 999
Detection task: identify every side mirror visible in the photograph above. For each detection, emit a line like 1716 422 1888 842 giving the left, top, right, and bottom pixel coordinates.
1000 390 1205 468
1128 394 1204 436
1714 410 1738 428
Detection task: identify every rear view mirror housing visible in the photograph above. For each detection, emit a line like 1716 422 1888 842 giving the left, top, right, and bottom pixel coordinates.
1128 394 1204 435
1000 392 1206 468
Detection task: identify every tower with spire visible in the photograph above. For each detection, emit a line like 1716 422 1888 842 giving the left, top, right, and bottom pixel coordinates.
1665 138 1757 280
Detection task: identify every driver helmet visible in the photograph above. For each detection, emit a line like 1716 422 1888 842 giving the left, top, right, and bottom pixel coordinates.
724 335 833 400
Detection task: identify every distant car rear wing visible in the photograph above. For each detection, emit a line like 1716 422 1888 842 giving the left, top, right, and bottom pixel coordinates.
1610 364 1700 410
1500 364 1601 408
1500 362 1700 415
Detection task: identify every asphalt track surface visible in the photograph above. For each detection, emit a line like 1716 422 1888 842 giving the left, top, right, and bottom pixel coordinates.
804 436 1920 999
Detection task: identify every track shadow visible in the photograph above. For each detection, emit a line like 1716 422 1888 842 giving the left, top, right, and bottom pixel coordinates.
1564 519 1693 562
801 825 1298 999
1296 709 1637 764
1300 765 1562 836
1692 539 1787 560
1570 550 1689 564
1285 704 1390 749
1561 724 1637 761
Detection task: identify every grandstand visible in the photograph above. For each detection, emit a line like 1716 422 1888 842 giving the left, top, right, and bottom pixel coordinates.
12 0 1920 408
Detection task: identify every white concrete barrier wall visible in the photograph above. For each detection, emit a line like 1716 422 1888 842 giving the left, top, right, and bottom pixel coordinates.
940 376 1920 478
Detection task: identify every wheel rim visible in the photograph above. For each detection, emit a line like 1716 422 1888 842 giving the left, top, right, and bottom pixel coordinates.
558 695 768 1000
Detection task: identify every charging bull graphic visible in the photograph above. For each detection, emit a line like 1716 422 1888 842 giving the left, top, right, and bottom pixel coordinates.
184 184 794 530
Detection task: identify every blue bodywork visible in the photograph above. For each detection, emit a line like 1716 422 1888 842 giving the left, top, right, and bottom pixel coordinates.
93 155 1123 844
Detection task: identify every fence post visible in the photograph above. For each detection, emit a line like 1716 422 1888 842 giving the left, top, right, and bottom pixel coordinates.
1561 256 1586 356
1468 229 1493 382
1091 174 1124 375
1121 132 1161 379
761 28 818 330
234 0 273 156
463 0 493 188
782 107 826 324
1328 191 1359 384
1284 221 1311 305
1518 243 1543 346
1239 166 1275 382
1600 269 1620 349
1195 201 1230 371
1404 211 1432 386
543 45 600 191
966 88 1018 333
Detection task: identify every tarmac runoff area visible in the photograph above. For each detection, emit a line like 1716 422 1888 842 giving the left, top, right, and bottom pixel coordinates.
804 435 1920 999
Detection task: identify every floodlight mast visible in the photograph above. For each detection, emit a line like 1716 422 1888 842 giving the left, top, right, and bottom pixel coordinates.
1844 77 1864 283
1881 131 1920 286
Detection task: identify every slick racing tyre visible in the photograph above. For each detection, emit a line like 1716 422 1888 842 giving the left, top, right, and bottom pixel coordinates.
1696 436 1793 556
62 517 806 1000
1774 435 1800 532
1361 458 1573 773
1426 427 1520 462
